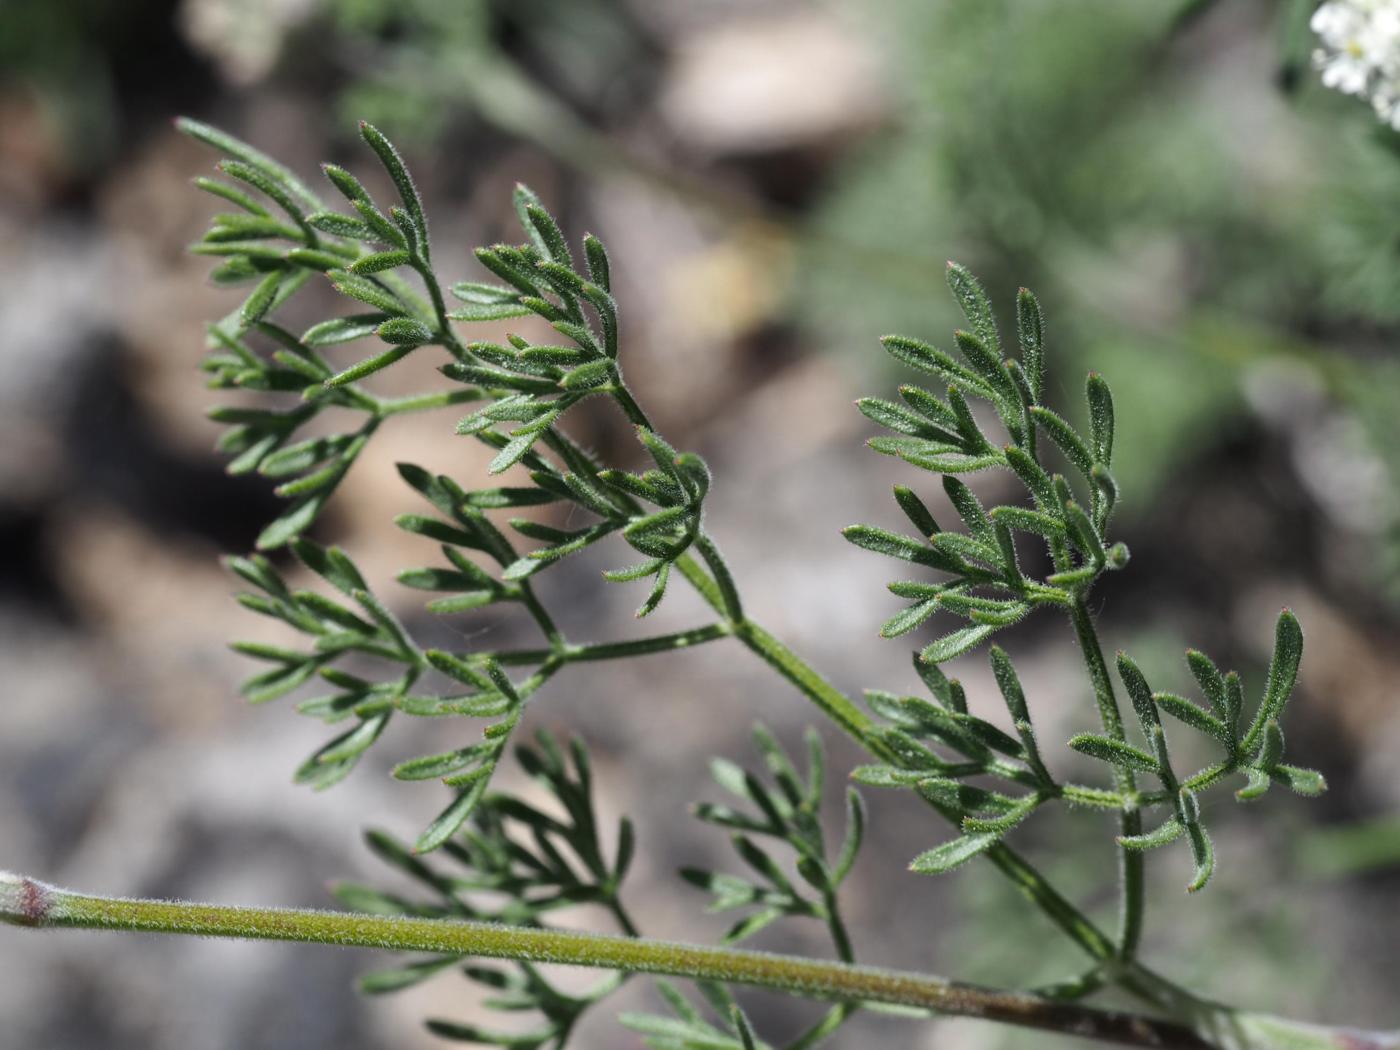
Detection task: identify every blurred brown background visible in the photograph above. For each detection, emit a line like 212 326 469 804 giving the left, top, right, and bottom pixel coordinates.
1 1 1399 1047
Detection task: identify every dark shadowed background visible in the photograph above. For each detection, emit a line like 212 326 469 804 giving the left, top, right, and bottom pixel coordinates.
2 1 1399 1048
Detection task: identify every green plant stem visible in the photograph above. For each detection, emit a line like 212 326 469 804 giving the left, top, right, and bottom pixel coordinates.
412 258 471 363
1068 597 1145 961
10 874 1391 1050
519 585 564 649
725 616 875 745
823 896 855 966
716 578 1117 951
695 532 745 624
671 551 1193 1011
1067 600 1129 742
516 424 1167 1004
0 873 1210 1048
610 385 653 430
376 388 483 415
788 887 861 1050
565 623 733 662
786 1003 858 1050
606 898 640 941
459 624 733 668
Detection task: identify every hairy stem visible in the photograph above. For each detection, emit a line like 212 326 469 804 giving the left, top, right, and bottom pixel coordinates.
520 584 564 649
1069 598 1145 961
673 552 1193 1010
823 896 855 967
412 259 471 364
610 385 653 430
376 388 483 415
1068 600 1130 742
517 417 1169 1002
564 622 733 661
9 874 1391 1050
453 623 732 668
694 532 745 624
0 873 1209 1048
726 617 876 745
790 886 863 1049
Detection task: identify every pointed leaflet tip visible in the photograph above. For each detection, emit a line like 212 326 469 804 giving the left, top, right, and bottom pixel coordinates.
1085 373 1115 466
1116 651 1160 731
1249 609 1304 746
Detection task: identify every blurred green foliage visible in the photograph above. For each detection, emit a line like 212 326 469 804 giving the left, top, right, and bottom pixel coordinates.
0 0 127 173
1296 813 1400 878
798 0 1400 514
321 0 655 145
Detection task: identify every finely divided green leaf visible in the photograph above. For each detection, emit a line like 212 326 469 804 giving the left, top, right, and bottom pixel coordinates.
1249 609 1304 746
1015 287 1044 402
920 625 996 664
1068 733 1158 773
1086 373 1114 466
1118 818 1184 851
946 262 1000 355
910 831 1001 874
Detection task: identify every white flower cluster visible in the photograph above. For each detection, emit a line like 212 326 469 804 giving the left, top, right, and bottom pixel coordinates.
1312 0 1400 128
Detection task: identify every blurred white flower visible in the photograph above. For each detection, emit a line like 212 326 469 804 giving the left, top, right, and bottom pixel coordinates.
179 0 318 85
1312 0 1400 128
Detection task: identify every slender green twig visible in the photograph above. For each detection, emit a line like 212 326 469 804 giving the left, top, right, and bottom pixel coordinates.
675 553 1143 984
376 388 483 415
694 533 745 625
465 624 733 668
674 545 1210 1015
1069 598 1146 961
565 623 733 661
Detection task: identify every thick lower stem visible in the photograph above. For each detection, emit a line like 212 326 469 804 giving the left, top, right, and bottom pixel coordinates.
6 876 1395 1050
0 873 1205 1048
